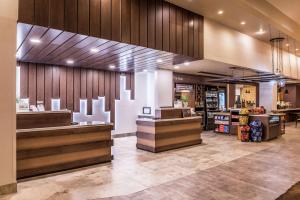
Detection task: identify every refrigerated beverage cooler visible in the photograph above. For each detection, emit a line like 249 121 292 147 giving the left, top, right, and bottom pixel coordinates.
205 87 226 130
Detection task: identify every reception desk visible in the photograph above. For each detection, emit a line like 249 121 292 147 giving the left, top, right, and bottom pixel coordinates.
16 111 113 179
136 116 202 153
17 122 113 179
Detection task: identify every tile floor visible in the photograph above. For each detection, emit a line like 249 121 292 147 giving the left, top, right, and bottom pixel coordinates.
1 124 300 200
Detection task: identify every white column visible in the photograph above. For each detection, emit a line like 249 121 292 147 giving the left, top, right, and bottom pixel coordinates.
0 0 18 194
135 69 173 116
259 81 278 112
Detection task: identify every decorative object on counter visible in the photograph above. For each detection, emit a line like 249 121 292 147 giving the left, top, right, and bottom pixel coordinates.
249 119 263 142
250 106 266 114
237 108 249 140
18 98 29 112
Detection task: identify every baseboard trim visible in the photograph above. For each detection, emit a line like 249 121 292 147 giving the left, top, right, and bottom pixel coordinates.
0 182 17 196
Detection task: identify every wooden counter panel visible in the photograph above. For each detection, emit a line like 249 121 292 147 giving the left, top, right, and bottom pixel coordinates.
18 131 111 150
17 111 72 129
17 124 113 179
18 155 112 180
136 117 202 153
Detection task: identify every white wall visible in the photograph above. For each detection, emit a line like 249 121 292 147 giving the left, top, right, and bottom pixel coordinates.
204 18 272 73
204 18 300 80
154 69 173 108
259 81 278 112
0 0 17 191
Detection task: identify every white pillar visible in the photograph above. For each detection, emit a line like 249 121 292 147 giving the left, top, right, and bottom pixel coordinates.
135 69 173 116
0 0 18 194
259 81 278 112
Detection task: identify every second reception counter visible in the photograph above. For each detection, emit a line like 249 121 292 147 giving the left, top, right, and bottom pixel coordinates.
136 116 202 153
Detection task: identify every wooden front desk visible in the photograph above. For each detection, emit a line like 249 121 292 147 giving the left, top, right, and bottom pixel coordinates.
136 117 202 153
17 122 113 179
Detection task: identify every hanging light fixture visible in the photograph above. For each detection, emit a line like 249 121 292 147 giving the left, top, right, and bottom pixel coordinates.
270 37 285 75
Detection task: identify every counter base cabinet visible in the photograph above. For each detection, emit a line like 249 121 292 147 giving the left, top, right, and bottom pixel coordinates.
17 125 113 179
136 117 202 153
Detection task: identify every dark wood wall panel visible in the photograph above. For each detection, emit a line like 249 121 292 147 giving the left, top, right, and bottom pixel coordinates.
44 66 53 110
20 62 29 98
101 0 112 40
147 0 156 49
162 2 170 52
155 0 163 50
52 66 60 98
49 0 64 30
176 8 183 55
19 62 134 123
28 64 37 106
139 0 148 47
36 64 45 103
18 0 204 60
18 0 35 24
78 0 90 35
121 0 131 43
73 68 81 112
131 0 140 45
66 67 74 110
89 0 101 37
64 0 78 33
169 4 176 54
112 0 121 41
59 67 67 109
35 0 49 27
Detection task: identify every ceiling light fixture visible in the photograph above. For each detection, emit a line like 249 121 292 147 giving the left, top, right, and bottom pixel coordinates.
255 28 265 35
240 21 246 25
184 62 190 66
174 66 180 69
286 43 290 47
157 59 163 63
217 10 224 15
296 48 299 51
143 69 148 72
66 59 74 65
90 48 99 53
30 38 41 44
109 64 116 69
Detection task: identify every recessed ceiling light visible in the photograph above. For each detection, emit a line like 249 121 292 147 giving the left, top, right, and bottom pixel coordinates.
240 21 246 25
174 66 180 69
143 69 148 72
30 38 41 44
109 64 116 69
218 10 224 15
296 48 299 51
184 62 190 66
286 43 290 47
157 59 163 63
255 28 265 35
90 48 99 53
66 59 74 65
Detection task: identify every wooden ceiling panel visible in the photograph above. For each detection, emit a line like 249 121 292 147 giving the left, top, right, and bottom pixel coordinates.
17 24 200 72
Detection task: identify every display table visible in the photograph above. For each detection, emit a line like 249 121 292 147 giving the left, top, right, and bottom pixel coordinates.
17 122 113 179
249 114 281 141
272 108 300 122
136 116 202 153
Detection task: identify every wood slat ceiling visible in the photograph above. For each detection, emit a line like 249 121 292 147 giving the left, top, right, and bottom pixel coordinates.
16 23 198 72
